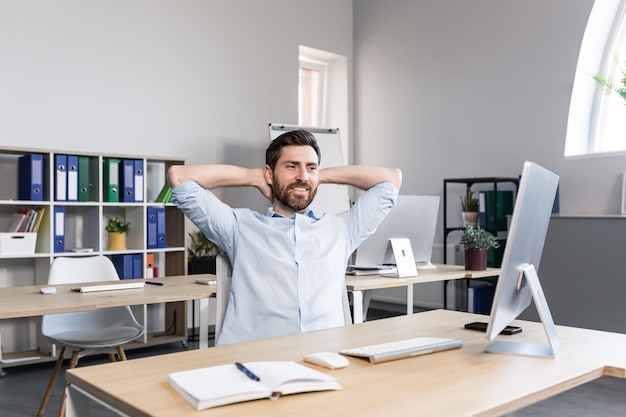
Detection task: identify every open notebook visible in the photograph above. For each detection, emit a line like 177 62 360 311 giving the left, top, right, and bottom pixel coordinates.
167 361 341 410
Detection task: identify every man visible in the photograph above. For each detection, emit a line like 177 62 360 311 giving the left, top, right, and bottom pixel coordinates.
168 129 402 345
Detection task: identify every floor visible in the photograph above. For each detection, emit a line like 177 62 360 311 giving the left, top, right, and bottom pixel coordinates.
1 308 626 417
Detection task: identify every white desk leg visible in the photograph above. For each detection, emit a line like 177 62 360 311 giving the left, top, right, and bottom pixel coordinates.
407 284 414 315
198 298 209 349
351 290 364 324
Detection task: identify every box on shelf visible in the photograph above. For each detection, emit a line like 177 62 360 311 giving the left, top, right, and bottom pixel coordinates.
0 233 37 255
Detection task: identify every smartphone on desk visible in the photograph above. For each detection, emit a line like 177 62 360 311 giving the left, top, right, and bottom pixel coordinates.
464 321 522 335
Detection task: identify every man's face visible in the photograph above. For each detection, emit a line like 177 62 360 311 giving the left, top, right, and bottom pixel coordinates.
265 145 319 215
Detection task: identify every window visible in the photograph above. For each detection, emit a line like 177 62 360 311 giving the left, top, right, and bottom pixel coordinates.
566 0 626 156
299 59 326 127
298 45 349 164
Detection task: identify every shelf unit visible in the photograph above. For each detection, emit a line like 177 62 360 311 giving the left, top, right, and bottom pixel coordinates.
442 177 519 310
0 146 186 370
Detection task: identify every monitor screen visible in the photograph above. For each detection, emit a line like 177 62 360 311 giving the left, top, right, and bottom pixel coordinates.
485 161 560 357
354 195 440 268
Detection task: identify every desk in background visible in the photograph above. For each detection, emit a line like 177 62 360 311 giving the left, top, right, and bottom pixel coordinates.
346 264 499 323
65 309 626 417
0 274 216 365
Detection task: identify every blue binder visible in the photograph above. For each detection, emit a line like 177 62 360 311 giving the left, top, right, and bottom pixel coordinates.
55 154 67 201
134 160 144 202
18 153 44 201
147 207 158 249
157 207 166 248
67 155 79 202
111 254 134 279
53 206 65 253
132 253 143 278
120 159 135 202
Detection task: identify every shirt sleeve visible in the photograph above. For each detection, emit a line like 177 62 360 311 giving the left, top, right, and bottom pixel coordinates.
345 182 399 254
170 180 236 252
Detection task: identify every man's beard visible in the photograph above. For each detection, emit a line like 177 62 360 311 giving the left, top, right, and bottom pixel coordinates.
273 181 318 212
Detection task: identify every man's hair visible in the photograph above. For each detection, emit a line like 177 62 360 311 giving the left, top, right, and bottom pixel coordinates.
265 129 321 170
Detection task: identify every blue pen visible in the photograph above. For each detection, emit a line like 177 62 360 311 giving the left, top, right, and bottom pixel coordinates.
235 362 260 381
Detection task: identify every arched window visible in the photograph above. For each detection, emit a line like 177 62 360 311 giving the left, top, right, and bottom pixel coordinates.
566 0 626 156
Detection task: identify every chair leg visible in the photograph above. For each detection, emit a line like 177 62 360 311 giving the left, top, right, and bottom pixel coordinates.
37 346 66 417
117 346 127 361
57 351 79 417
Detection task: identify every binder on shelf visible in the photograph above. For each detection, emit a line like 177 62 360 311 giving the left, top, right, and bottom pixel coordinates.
18 153 44 201
155 182 171 203
54 154 67 201
133 253 143 279
67 155 79 202
157 207 166 248
484 191 513 231
104 158 120 202
120 159 135 202
53 206 65 253
78 156 91 202
147 207 158 249
134 159 144 202
111 254 134 279
146 253 155 278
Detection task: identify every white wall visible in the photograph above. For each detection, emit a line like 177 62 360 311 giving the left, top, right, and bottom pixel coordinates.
0 0 353 212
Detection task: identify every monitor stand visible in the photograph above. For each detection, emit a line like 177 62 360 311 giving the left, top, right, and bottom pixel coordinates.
486 264 560 358
416 261 437 271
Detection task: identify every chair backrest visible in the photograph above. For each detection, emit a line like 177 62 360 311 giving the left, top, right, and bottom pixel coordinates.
47 255 121 285
42 256 143 346
214 254 352 343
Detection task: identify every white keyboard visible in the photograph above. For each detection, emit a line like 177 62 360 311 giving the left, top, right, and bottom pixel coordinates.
339 336 463 364
71 281 145 293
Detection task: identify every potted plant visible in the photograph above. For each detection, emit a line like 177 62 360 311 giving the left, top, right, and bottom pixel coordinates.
187 230 223 275
106 216 130 251
594 55 626 105
459 222 499 270
460 189 479 226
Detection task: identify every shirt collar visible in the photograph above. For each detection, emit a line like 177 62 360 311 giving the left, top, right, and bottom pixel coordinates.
267 208 319 220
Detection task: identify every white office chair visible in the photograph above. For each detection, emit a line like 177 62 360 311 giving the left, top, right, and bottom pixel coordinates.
214 254 352 343
37 256 145 417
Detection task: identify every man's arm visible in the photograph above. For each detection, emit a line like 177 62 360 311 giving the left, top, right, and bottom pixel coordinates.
167 164 273 200
319 166 402 190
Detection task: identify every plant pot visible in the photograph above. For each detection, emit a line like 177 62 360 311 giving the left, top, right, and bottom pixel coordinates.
465 248 487 271
108 232 127 251
461 211 478 227
188 256 217 275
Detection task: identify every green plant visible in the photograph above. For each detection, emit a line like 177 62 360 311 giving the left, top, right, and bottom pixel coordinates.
594 54 626 106
105 216 130 233
187 230 223 262
460 223 499 251
460 189 479 212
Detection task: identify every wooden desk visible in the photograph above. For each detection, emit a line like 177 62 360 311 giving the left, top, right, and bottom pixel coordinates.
64 309 626 417
0 275 217 360
346 264 499 323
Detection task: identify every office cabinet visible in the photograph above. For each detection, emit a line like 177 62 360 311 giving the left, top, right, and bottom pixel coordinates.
442 177 518 310
0 146 186 370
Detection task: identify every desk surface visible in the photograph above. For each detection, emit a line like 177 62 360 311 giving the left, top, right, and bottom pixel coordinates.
66 309 626 417
345 264 498 291
0 275 216 319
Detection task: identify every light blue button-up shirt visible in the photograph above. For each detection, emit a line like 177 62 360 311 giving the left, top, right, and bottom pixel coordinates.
172 180 398 345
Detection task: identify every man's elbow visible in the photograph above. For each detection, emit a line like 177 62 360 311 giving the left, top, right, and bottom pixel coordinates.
390 168 402 189
167 165 185 188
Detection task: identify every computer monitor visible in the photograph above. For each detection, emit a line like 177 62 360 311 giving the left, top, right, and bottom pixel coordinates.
354 195 440 269
485 161 560 358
